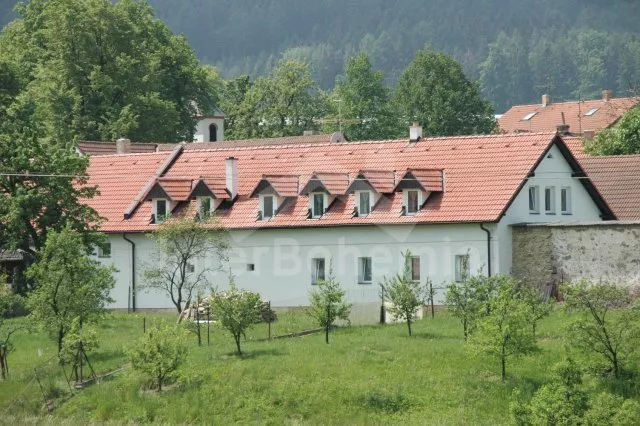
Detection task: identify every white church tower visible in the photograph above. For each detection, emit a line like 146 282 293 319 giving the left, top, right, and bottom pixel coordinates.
194 107 225 142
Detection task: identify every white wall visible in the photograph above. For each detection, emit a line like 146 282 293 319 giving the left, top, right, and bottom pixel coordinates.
98 223 491 310
494 144 604 275
194 117 224 142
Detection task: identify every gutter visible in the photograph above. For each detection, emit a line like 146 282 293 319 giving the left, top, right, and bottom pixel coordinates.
123 233 136 312
479 223 492 277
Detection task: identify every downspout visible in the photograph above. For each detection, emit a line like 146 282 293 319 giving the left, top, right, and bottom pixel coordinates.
479 223 492 277
123 233 136 312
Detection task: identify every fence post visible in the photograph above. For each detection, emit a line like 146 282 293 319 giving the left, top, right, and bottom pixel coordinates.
207 305 211 346
128 286 131 314
268 301 272 341
143 317 146 334
196 296 202 347
429 281 435 319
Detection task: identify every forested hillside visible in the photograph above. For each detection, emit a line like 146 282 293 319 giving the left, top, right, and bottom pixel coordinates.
1 0 640 112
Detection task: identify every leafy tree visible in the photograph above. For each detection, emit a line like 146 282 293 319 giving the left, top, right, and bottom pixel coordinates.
218 75 260 140
381 251 427 336
327 53 394 140
0 0 215 143
518 284 554 340
142 217 229 313
129 324 188 391
469 275 536 382
308 267 351 344
393 48 495 137
25 227 115 353
584 106 640 155
249 59 325 138
445 274 498 340
562 280 640 379
512 359 588 425
209 280 262 355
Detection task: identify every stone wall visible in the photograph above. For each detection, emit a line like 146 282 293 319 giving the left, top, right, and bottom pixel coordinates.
512 222 640 288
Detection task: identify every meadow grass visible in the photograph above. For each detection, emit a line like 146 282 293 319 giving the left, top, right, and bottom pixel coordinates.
1 309 637 424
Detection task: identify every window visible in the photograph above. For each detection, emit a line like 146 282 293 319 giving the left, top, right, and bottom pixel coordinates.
200 197 212 218
209 123 218 142
187 263 195 273
585 108 599 117
359 191 371 216
561 187 572 214
455 254 470 282
409 256 420 281
545 187 555 214
522 112 537 121
263 195 274 219
358 257 372 284
313 193 325 218
528 186 539 213
247 263 255 272
312 258 325 285
155 199 168 223
97 242 111 258
407 190 419 215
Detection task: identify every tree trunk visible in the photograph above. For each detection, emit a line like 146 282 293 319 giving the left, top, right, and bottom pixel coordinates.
612 352 619 379
234 333 242 355
407 317 412 336
325 325 329 344
158 374 162 392
57 326 65 355
463 318 468 341
532 323 537 341
501 352 506 382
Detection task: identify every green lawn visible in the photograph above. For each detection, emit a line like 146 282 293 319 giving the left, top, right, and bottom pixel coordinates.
1 310 636 424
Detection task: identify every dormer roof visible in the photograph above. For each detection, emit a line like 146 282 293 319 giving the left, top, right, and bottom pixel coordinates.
145 178 193 202
189 178 229 199
300 172 350 196
250 175 300 198
394 169 444 192
346 170 396 194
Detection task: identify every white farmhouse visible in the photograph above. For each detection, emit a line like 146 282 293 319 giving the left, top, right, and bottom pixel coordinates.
83 127 614 320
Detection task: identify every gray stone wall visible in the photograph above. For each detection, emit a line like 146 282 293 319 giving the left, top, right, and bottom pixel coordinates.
512 222 640 288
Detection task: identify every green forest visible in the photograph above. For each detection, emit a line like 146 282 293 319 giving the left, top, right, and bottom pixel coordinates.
1 0 640 113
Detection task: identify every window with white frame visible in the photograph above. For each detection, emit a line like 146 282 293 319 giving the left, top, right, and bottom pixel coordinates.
545 186 555 214
312 193 325 218
97 242 111 258
359 191 371 216
358 257 372 284
155 199 168 223
561 187 572 214
409 256 420 281
262 195 274 219
311 258 326 285
199 197 212 219
455 254 470 282
406 190 419 215
528 186 539 213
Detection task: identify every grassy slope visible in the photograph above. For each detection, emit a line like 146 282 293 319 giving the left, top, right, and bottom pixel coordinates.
3 310 637 424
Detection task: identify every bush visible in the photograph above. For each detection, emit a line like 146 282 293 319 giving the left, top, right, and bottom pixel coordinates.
129 325 188 391
308 268 351 344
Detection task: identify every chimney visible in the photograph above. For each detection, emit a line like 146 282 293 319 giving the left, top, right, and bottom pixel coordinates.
409 122 422 142
556 124 570 135
583 130 595 141
225 157 238 200
602 90 613 102
116 138 131 154
542 94 551 107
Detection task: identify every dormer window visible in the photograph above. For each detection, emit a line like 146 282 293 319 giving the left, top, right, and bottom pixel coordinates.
312 193 325 218
358 191 371 216
406 190 419 215
198 197 212 219
154 199 168 224
262 195 274 219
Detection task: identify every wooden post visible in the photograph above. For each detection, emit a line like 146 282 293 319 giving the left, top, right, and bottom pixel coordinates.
128 286 131 314
143 317 146 334
429 282 435 319
207 306 210 346
268 301 272 341
196 297 202 347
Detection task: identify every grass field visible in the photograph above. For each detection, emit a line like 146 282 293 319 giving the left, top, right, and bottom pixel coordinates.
1 309 638 424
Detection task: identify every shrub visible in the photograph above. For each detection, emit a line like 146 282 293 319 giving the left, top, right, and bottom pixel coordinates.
308 267 351 344
129 325 188 391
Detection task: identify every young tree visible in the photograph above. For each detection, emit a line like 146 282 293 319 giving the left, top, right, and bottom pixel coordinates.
25 228 115 353
584 106 640 155
0 282 24 379
328 53 394 140
562 280 640 379
308 268 351 344
469 275 537 382
394 48 495 137
209 280 262 355
517 284 554 340
381 251 427 336
0 0 215 143
446 274 498 340
142 217 229 313
129 324 188 392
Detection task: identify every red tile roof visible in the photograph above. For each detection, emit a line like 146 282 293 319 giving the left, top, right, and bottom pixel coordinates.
78 141 159 156
251 175 300 197
155 178 193 202
350 170 397 193
300 173 350 196
85 133 612 232
403 169 444 192
498 97 639 135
